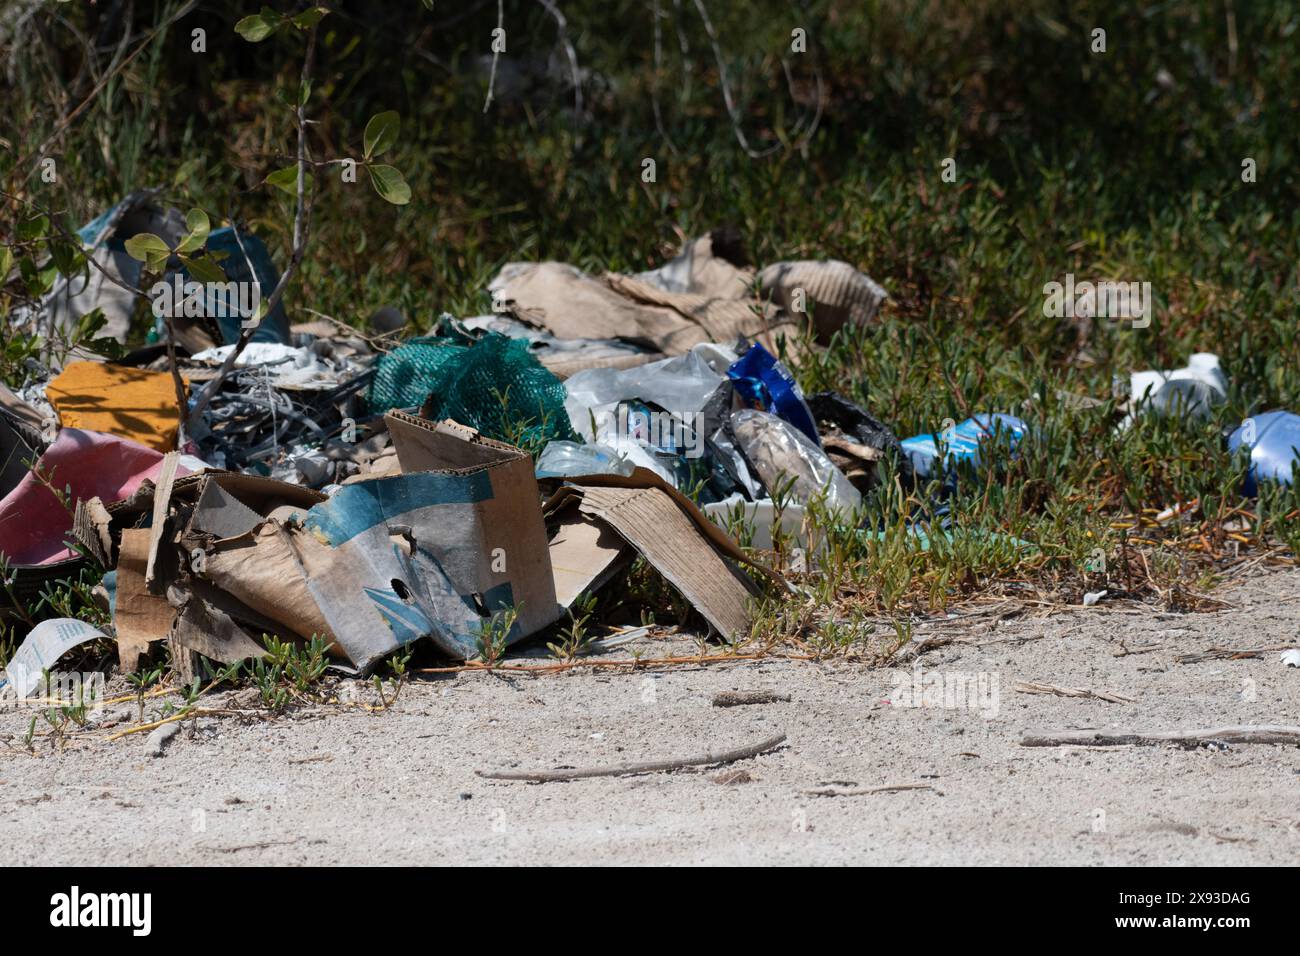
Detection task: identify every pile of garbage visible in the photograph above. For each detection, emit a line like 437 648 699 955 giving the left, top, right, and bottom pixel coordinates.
1 198 1295 696
0 207 896 692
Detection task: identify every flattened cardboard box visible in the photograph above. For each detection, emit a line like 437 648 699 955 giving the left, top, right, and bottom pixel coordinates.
362 411 562 649
544 469 782 641
188 416 562 670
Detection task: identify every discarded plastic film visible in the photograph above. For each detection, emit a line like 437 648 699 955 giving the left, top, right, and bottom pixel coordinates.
901 414 1029 480
1 618 109 701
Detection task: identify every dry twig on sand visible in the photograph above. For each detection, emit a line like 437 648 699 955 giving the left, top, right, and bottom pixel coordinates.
476 732 786 783
1021 725 1300 748
1013 680 1135 704
801 783 937 797
1175 644 1298 664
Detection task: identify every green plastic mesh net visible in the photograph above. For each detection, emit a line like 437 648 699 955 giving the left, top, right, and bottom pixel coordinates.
368 333 575 450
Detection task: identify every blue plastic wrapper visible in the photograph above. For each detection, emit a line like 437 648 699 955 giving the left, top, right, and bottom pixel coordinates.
77 195 291 346
727 343 820 445
198 227 291 345
901 414 1028 479
1228 410 1300 496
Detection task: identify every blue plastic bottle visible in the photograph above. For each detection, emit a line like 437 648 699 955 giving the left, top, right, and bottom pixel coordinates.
1227 411 1300 495
900 414 1028 479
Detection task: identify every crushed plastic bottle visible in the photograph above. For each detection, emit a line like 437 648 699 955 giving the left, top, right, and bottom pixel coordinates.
1128 353 1227 420
900 414 1028 480
731 409 860 513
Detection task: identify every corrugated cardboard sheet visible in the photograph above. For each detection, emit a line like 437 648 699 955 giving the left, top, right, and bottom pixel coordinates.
544 469 781 641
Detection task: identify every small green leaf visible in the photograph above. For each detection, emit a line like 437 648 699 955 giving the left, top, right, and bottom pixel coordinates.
366 164 411 205
124 232 170 262
124 232 171 273
72 307 108 341
264 166 300 195
84 336 126 360
48 240 86 276
17 215 48 242
298 78 312 107
235 10 280 42
174 208 210 254
74 309 124 360
180 254 227 284
22 259 58 296
0 245 15 278
363 111 400 160
291 6 329 29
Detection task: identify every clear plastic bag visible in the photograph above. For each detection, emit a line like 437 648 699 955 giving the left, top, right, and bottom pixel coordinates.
535 441 636 479
564 344 735 439
731 409 860 513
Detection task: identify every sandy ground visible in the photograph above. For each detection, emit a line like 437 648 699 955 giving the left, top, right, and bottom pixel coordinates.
2 567 1299 866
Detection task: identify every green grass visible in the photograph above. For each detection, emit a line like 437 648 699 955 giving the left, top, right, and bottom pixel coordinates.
3 1 1299 662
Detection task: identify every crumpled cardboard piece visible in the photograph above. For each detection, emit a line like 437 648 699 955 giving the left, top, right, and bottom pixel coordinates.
72 497 113 567
189 477 267 539
490 255 797 358
544 469 782 641
757 259 888 340
314 411 564 658
491 235 895 362
180 415 564 669
114 528 177 673
198 513 334 648
167 581 270 665
173 473 329 649
546 513 630 608
139 420 774 671
144 452 180 586
605 272 794 355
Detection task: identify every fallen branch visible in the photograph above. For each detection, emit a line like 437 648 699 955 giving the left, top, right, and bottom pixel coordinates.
802 783 937 797
104 707 257 741
1175 644 1298 664
1013 680 1135 704
889 634 962 663
1021 725 1300 748
1112 643 1163 657
476 732 786 783
201 838 301 854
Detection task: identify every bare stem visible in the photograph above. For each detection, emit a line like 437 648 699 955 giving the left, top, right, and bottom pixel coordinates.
185 25 319 432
